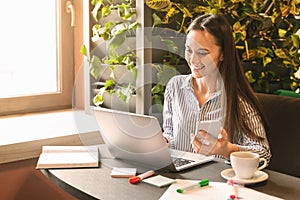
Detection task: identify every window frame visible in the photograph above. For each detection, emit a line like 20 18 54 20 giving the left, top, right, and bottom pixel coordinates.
0 0 75 116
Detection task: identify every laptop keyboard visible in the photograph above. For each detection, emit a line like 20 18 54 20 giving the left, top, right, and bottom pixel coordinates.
171 157 195 167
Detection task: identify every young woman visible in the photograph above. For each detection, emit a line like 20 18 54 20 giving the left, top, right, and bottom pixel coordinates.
163 14 271 164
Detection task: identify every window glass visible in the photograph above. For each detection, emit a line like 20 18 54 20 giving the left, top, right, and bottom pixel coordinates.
0 0 57 97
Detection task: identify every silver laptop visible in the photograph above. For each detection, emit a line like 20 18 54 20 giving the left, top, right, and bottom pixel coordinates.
92 107 214 171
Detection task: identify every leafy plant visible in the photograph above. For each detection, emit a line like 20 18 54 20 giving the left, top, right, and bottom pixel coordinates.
152 63 177 110
150 27 187 109
81 44 136 106
146 0 300 94
82 0 139 107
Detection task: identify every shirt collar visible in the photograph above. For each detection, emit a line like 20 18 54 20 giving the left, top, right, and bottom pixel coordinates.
180 74 193 90
181 74 223 98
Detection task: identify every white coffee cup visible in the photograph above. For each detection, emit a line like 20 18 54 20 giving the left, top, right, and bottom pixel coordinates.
230 151 267 179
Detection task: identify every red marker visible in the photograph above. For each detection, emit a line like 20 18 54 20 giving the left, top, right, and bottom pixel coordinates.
128 170 155 184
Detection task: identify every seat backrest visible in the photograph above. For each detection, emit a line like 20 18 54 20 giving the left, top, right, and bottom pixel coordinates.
256 93 300 177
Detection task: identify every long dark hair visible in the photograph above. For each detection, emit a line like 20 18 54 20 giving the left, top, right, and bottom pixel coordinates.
188 14 269 141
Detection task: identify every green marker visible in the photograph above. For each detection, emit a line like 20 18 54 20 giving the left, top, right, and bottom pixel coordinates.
176 179 209 193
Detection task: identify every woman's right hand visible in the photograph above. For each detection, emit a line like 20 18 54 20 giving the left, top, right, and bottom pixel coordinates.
190 130 218 155
191 128 238 158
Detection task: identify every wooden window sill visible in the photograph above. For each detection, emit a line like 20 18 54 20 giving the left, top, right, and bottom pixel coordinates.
0 109 102 164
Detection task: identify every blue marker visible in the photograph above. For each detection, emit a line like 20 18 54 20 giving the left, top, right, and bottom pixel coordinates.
176 179 209 193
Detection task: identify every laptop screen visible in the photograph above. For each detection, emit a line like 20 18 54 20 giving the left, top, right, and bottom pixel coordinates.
92 107 173 170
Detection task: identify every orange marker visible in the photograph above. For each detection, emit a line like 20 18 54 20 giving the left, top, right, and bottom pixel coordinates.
128 170 155 184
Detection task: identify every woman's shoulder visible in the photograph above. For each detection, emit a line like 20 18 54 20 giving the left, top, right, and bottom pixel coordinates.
238 95 258 114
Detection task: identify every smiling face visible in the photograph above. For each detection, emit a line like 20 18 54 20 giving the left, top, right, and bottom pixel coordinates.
185 30 223 79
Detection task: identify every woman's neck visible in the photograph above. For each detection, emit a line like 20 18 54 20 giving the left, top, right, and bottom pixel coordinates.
192 76 217 107
192 76 217 95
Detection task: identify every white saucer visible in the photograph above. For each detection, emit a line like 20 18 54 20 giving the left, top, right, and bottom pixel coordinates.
221 168 268 185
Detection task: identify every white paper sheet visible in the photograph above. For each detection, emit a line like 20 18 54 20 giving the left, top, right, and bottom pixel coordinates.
159 179 283 200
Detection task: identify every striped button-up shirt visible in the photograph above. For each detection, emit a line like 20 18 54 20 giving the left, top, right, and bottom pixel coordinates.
163 75 271 163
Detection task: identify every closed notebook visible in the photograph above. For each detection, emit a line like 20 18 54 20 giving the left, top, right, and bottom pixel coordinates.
36 146 99 169
110 167 137 178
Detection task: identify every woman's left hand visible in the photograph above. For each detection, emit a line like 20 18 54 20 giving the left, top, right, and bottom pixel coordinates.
191 128 238 158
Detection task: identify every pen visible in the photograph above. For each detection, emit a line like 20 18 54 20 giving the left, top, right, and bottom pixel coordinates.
176 179 209 193
128 170 155 184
